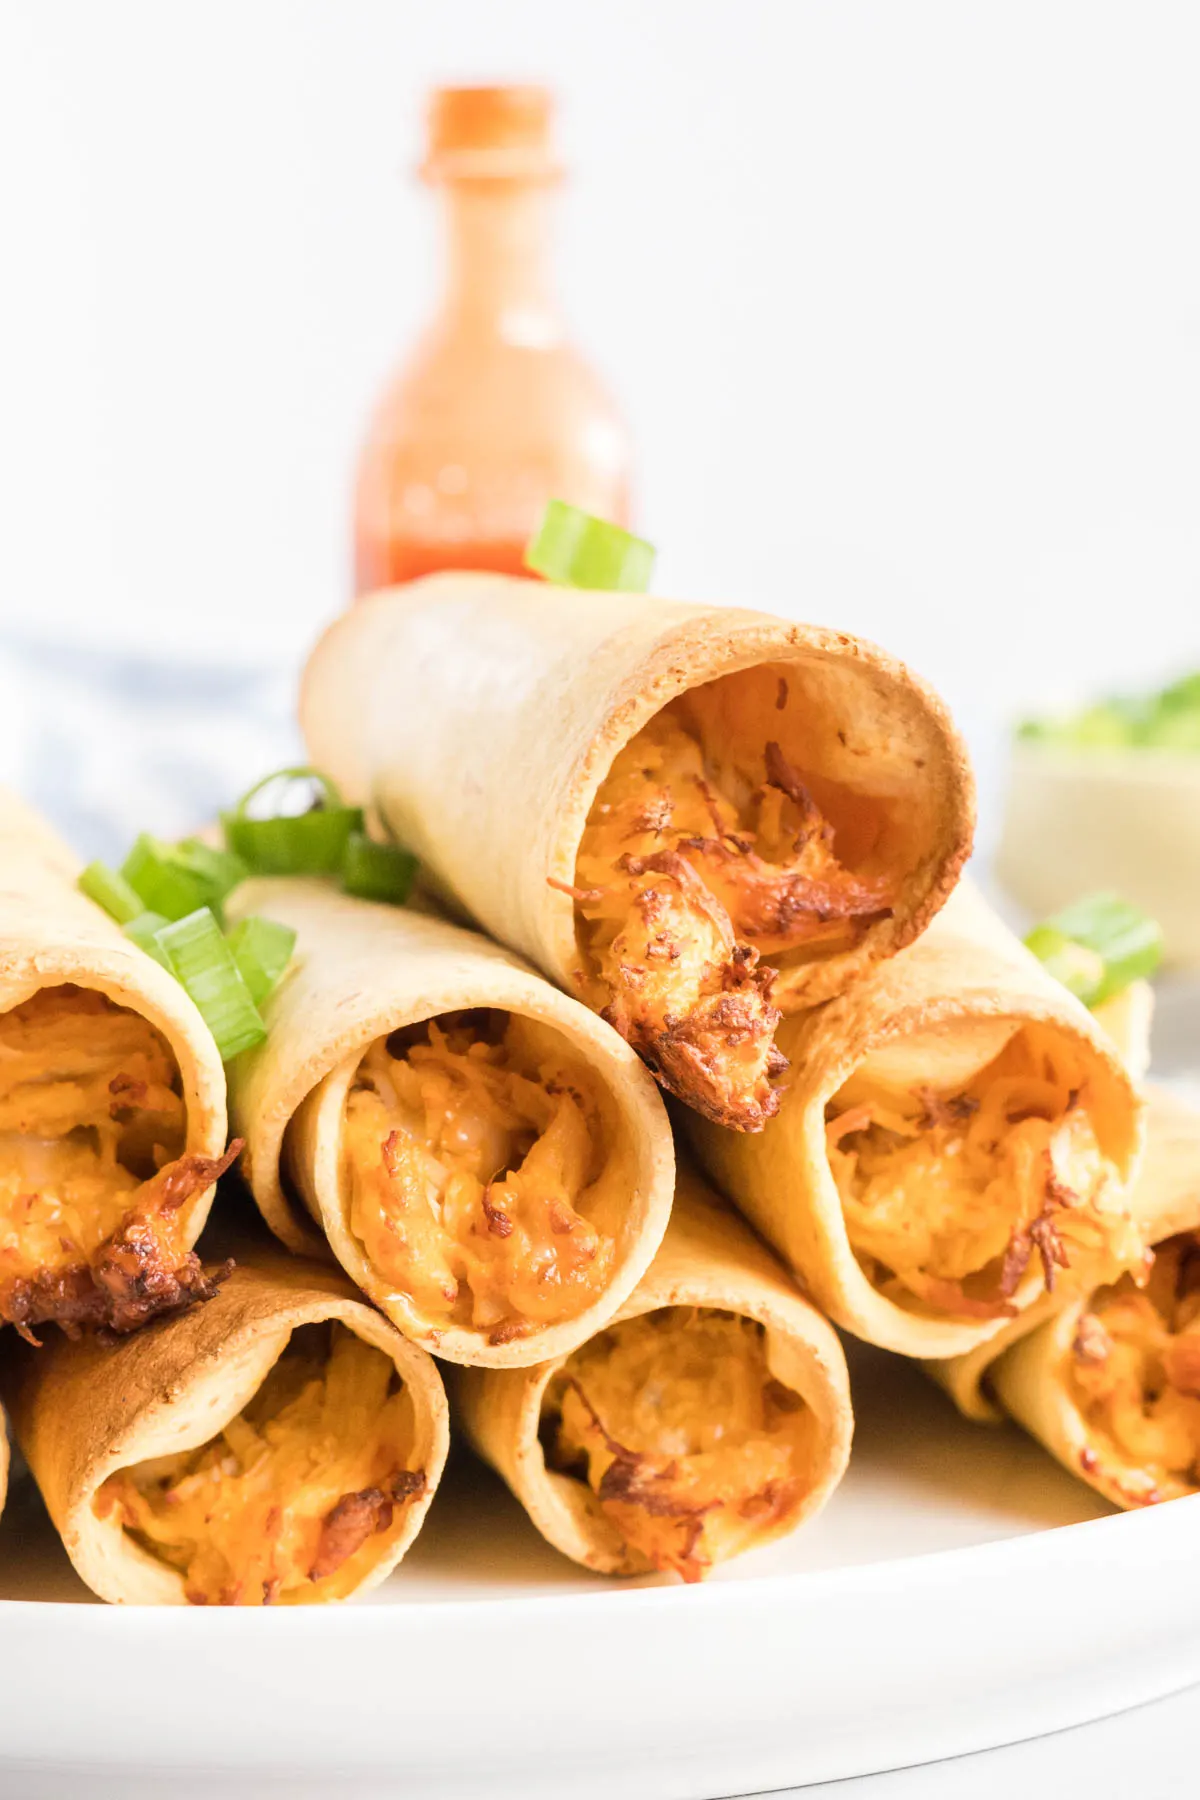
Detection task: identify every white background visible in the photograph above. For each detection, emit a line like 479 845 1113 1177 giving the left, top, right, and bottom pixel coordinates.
3 0 1200 843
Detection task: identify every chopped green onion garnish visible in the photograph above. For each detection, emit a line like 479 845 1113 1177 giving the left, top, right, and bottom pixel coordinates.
340 832 419 905
1018 668 1200 751
226 915 297 1007
154 908 267 1061
1025 892 1163 1007
122 911 173 970
175 838 249 902
524 500 656 593
78 862 145 925
223 766 362 875
1023 926 1106 1005
121 834 224 922
223 808 363 874
234 766 347 816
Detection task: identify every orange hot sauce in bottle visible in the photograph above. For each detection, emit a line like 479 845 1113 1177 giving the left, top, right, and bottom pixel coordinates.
352 86 633 595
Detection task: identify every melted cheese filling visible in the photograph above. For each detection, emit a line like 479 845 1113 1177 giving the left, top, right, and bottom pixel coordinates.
0 986 187 1292
341 1012 617 1344
1069 1233 1200 1503
826 1026 1138 1320
572 698 892 1132
97 1323 423 1605
543 1308 817 1582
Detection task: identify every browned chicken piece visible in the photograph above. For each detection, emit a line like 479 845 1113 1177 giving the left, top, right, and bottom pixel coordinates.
1068 1232 1200 1501
543 1308 816 1581
0 986 238 1338
826 1026 1141 1320
568 709 892 1130
98 1323 426 1605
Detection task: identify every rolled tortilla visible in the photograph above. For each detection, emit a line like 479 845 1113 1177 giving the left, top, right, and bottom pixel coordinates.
985 1088 1200 1507
3 1247 448 1604
224 877 675 1367
686 883 1146 1359
455 1165 853 1582
301 576 973 1133
0 789 231 1337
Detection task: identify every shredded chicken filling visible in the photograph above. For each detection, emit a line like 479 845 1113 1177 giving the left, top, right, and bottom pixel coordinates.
342 1012 615 1344
0 986 231 1337
569 703 893 1133
97 1322 426 1605
1069 1232 1200 1502
542 1308 815 1582
826 1027 1139 1321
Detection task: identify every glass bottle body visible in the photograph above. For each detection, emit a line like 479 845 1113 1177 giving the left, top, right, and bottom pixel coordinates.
353 176 631 593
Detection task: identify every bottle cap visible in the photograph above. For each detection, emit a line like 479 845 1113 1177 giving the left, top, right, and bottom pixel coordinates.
421 85 562 183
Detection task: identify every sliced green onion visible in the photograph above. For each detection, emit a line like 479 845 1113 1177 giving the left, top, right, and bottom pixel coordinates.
78 862 145 925
121 834 222 922
340 832 418 905
524 500 656 593
154 908 267 1060
175 838 249 902
1156 671 1200 714
1145 708 1200 751
1023 925 1106 1006
122 911 173 970
223 808 363 875
1026 893 1163 1007
223 767 362 875
1018 669 1200 752
226 915 297 1007
234 765 347 816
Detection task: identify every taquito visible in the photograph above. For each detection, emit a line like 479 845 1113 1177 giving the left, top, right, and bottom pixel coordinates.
687 883 1145 1358
929 998 1159 1425
3 1249 448 1605
988 1088 1200 1508
455 1166 852 1582
301 576 973 1133
0 789 231 1337
224 878 675 1367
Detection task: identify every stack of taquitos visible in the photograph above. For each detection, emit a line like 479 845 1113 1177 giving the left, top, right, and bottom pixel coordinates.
0 789 232 1338
301 575 974 1133
4 559 1171 1604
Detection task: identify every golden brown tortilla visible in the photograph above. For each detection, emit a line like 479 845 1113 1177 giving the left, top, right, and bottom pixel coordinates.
300 576 973 1130
224 877 676 1368
0 789 230 1336
686 884 1145 1358
455 1164 853 1579
3 1247 449 1604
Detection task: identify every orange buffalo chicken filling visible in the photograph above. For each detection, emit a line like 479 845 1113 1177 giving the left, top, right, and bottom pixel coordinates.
1069 1233 1200 1504
542 1308 818 1582
826 1026 1141 1322
0 986 236 1339
341 1012 618 1345
98 1323 426 1605
566 699 893 1133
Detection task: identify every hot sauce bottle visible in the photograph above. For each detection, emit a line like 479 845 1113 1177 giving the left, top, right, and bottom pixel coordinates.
352 86 632 594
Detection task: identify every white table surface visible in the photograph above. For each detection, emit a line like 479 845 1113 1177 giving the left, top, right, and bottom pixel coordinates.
757 1682 1197 1798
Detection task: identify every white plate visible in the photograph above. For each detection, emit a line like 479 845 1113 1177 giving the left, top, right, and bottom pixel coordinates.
0 1339 1195 1800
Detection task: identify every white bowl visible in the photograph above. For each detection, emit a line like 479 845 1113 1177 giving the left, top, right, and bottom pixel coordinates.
997 743 1200 967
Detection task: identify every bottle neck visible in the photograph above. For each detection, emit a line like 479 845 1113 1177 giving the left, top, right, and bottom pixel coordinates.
438 181 561 339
